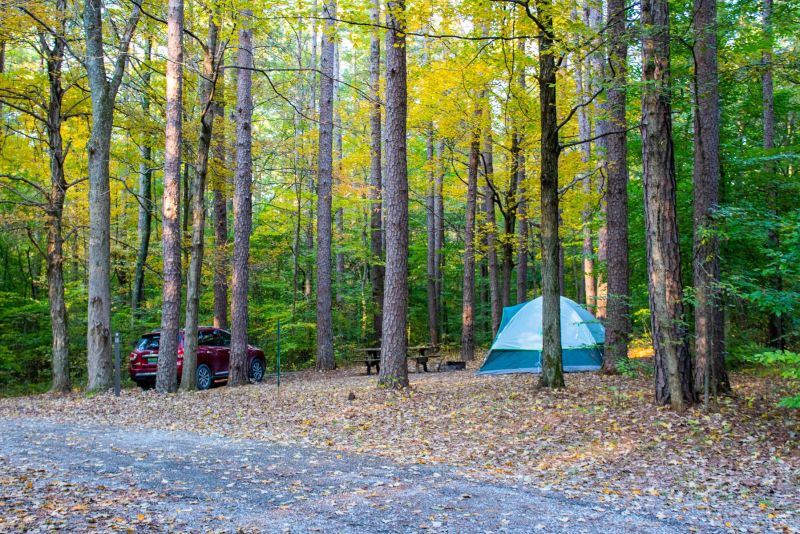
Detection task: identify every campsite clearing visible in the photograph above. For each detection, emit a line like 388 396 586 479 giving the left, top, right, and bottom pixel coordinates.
0 361 797 531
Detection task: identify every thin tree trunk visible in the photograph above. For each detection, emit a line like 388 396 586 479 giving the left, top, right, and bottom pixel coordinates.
378 0 409 388
484 132 501 336
641 0 695 408
538 0 564 389
426 127 439 345
762 0 783 350
692 0 730 394
334 43 345 302
369 0 384 342
83 0 140 391
590 0 608 320
504 132 519 306
133 39 153 315
316 0 336 371
515 41 528 304
461 111 480 362
44 3 70 393
157 0 184 394
434 140 445 340
181 15 220 392
213 56 229 329
229 9 254 386
603 0 631 373
305 0 319 301
574 27 596 311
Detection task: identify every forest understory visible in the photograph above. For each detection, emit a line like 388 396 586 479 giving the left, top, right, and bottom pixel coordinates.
1 358 797 532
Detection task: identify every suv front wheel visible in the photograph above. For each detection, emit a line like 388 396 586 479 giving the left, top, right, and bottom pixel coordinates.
248 359 265 383
197 363 213 391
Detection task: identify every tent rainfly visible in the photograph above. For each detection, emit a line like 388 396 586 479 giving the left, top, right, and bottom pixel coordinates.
477 296 604 375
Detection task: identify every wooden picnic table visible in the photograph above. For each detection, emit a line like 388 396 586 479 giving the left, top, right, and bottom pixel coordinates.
353 345 440 375
353 347 381 375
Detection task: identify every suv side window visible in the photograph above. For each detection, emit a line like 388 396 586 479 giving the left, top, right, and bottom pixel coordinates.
217 330 231 347
198 330 217 346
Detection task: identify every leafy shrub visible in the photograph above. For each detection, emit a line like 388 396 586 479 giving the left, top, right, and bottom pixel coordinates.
747 350 800 408
617 357 654 379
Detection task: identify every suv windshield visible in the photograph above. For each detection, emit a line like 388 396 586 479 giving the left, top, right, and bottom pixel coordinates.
136 334 160 351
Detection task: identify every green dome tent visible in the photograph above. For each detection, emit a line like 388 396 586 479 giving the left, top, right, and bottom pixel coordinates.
477 296 604 375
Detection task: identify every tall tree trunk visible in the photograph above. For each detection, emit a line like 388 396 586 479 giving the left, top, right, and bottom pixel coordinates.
334 43 345 303
538 0 564 389
434 140 445 340
182 15 220 392
590 0 608 320
378 0 409 388
692 0 730 394
762 0 783 350
574 27 596 311
426 127 440 345
603 0 631 373
368 0 384 342
157 0 184 394
515 41 528 305
305 0 319 301
132 39 152 315
504 130 520 307
462 111 480 362
316 0 336 371
641 0 695 408
229 9 254 386
44 3 70 393
213 59 229 329
484 133 501 336
83 0 140 391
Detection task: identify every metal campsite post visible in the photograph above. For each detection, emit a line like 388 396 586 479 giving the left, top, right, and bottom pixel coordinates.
276 320 281 390
114 332 121 397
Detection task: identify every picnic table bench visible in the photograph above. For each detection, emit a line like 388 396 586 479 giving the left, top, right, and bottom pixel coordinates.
353 345 441 375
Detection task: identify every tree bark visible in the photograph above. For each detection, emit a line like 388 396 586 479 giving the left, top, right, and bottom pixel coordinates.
515 41 528 305
538 0 564 389
182 14 220 392
590 0 608 320
132 39 152 315
44 2 70 393
692 0 730 394
229 9 254 386
434 140 445 339
334 43 345 302
368 0 384 343
484 132 501 336
574 29 596 311
504 133 519 307
762 0 783 350
315 0 336 371
641 0 695 408
213 57 229 329
603 0 631 373
461 111 480 362
378 0 409 388
305 0 319 301
83 0 140 391
426 127 440 345
157 0 184 394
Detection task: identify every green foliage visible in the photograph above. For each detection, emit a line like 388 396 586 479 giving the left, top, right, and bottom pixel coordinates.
617 358 654 379
0 293 52 394
747 350 800 408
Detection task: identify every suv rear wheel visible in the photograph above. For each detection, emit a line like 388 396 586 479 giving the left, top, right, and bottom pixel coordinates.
248 358 265 383
197 364 213 391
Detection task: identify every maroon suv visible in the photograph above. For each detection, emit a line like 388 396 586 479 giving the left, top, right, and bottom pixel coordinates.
129 327 266 390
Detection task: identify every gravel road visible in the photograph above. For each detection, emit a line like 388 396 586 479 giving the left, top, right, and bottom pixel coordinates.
0 417 714 533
